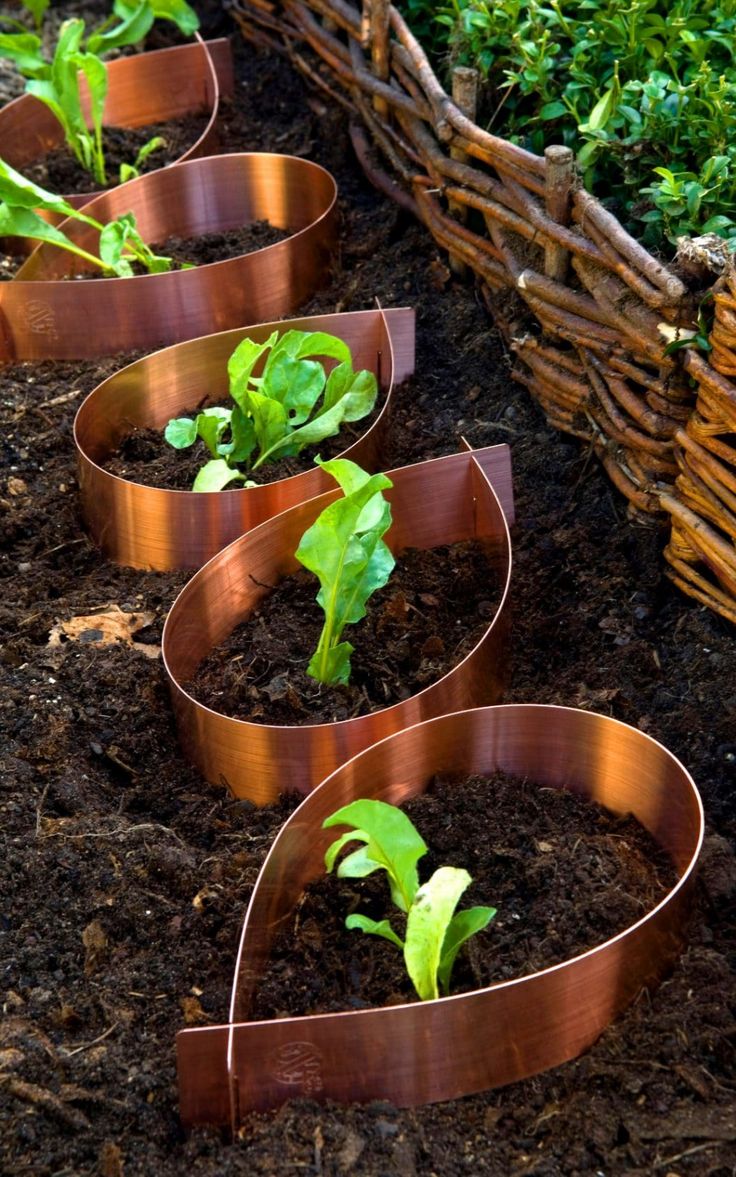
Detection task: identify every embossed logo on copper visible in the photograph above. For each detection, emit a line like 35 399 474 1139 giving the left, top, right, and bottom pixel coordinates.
22 300 59 339
269 1042 324 1094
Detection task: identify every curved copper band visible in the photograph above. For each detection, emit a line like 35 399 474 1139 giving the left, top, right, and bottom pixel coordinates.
1 154 338 360
74 306 416 570
0 37 232 210
162 446 515 804
176 704 703 1127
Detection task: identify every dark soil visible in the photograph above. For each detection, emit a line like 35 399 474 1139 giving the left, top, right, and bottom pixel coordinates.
0 18 735 1177
103 411 378 490
188 542 497 724
252 770 677 1018
22 115 212 195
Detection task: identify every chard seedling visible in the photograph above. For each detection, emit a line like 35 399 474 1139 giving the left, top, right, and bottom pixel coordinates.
0 0 199 185
324 799 496 1000
295 458 395 686
0 158 177 275
164 329 379 493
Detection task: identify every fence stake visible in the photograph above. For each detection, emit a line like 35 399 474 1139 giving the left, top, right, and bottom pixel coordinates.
544 145 575 281
449 67 479 277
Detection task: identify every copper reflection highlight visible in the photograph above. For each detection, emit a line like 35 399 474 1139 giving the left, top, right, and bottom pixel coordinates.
0 38 233 213
0 154 337 360
176 704 703 1128
162 446 514 805
74 307 415 570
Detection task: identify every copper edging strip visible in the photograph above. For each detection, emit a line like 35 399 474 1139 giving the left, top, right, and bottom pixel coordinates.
161 445 514 805
1 153 338 359
73 307 416 570
175 704 702 1127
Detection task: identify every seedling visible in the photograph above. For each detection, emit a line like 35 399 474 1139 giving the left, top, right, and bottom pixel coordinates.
0 158 177 275
323 799 496 1000
164 330 379 493
295 458 395 686
0 1 199 185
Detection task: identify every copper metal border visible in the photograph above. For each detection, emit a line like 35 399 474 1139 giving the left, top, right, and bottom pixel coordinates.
0 154 338 360
0 37 233 213
162 446 515 804
74 306 416 570
176 704 703 1127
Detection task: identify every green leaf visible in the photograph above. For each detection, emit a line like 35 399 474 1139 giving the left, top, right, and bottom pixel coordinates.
245 390 289 462
295 458 394 685
87 1 154 55
265 353 326 421
582 87 615 132
437 905 496 994
226 403 257 465
320 364 378 422
538 100 566 120
0 157 75 215
195 407 232 458
345 914 404 950
115 0 200 36
192 459 247 493
404 867 472 1001
227 331 279 411
22 0 49 30
0 201 75 249
0 31 46 76
323 799 427 912
164 417 198 448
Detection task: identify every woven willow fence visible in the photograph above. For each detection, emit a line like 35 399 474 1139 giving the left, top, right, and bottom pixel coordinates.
230 0 736 625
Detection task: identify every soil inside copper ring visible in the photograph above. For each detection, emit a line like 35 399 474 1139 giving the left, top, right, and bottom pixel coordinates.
101 410 380 489
0 220 290 283
185 541 499 724
20 115 212 196
250 769 678 1019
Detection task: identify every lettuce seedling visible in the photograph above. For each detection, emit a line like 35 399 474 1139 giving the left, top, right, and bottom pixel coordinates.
164 329 379 493
295 458 395 686
324 799 496 1000
0 1 199 185
0 158 177 275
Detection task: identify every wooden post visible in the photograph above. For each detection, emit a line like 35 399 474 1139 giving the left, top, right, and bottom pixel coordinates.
544 145 575 282
368 0 390 118
449 67 479 277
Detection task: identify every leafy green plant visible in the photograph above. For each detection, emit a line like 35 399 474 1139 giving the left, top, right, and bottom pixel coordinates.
0 1 199 185
0 158 176 275
323 799 497 1000
400 0 736 246
164 331 379 493
295 458 395 686
118 134 166 184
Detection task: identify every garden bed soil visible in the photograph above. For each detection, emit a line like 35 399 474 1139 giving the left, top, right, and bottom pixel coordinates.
252 770 677 1019
187 542 497 724
1 21 735 1177
22 115 213 195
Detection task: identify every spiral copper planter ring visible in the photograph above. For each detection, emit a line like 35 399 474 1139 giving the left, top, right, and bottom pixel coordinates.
162 446 515 805
0 37 233 213
0 153 338 360
74 306 415 570
176 704 703 1127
